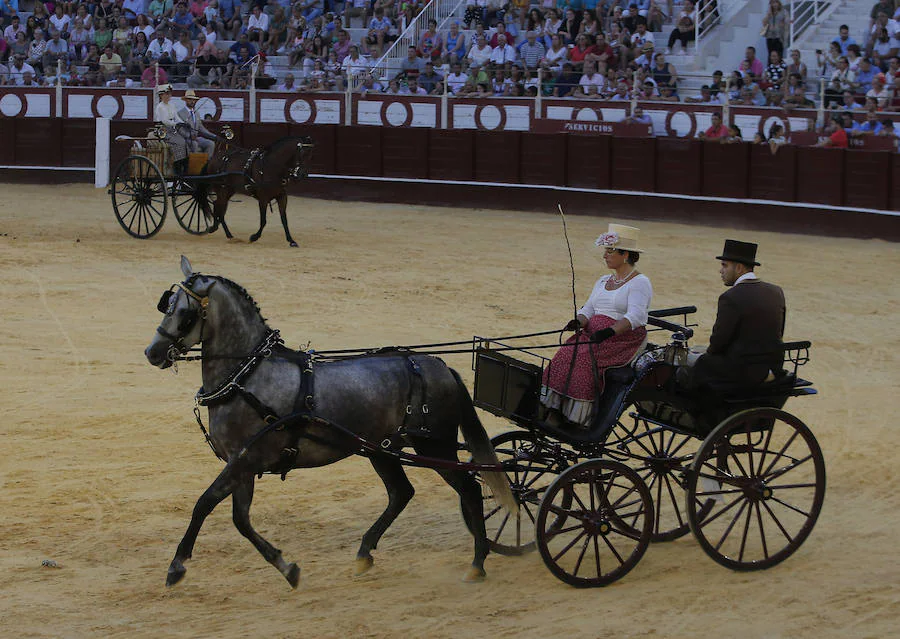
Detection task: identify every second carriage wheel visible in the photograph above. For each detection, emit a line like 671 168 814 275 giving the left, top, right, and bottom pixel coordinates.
604 402 715 542
536 459 653 587
467 430 572 556
685 408 826 571
110 155 168 239
172 179 218 235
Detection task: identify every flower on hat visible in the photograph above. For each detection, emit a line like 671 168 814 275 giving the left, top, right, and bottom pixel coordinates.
595 231 620 248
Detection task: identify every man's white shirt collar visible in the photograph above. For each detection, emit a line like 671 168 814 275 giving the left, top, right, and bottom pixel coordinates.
735 272 758 285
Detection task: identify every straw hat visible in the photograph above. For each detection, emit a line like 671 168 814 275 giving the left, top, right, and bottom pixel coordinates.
183 89 199 101
595 223 644 252
156 83 172 94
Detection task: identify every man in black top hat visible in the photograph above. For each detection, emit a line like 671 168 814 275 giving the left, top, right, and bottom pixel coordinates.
690 240 786 388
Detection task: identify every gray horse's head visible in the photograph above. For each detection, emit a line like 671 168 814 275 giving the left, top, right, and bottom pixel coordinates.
145 256 215 368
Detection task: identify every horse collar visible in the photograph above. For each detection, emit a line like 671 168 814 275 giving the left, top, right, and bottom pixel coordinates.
195 330 283 407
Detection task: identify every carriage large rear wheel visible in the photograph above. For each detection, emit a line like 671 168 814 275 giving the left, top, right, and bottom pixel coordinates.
685 408 826 571
536 459 652 587
110 155 168 239
467 430 571 556
604 402 715 542
172 179 218 235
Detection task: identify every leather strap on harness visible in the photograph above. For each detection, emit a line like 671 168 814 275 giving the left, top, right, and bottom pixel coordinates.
381 355 430 451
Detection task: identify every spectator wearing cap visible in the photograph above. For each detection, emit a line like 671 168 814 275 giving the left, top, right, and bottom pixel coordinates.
634 42 654 69
699 112 729 139
833 24 857 57
519 30 546 70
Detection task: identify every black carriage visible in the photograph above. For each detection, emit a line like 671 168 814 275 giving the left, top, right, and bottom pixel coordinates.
108 125 233 239
469 306 825 587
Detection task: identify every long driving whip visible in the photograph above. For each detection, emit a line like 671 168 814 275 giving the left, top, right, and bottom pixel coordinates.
557 203 578 322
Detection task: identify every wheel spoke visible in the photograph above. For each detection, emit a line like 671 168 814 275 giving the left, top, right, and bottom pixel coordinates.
764 455 813 482
737 500 753 561
761 429 800 478
654 473 662 532
755 502 769 560
521 501 538 525
697 494 744 528
663 474 685 528
552 529 587 561
600 531 625 564
492 511 511 543
592 534 602 578
745 427 755 478
714 499 748 551
769 496 811 518
755 424 776 477
483 503 502 521
760 498 795 543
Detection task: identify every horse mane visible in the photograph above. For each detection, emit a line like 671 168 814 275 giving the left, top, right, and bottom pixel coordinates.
206 274 269 327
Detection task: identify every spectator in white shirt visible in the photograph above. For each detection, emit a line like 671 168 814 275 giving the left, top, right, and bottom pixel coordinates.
277 72 299 91
867 72 893 108
49 6 72 35
402 77 428 95
247 5 269 47
467 33 492 69
148 31 174 61
446 61 468 93
342 45 368 77
490 33 516 67
578 61 605 92
9 54 36 85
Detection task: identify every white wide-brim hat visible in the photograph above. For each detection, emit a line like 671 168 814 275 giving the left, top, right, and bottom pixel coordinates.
156 83 173 94
595 223 644 252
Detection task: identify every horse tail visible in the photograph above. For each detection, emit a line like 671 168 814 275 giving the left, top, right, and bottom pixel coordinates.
449 368 516 514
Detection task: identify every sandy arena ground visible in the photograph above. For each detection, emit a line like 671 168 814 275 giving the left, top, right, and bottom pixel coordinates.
0 183 898 638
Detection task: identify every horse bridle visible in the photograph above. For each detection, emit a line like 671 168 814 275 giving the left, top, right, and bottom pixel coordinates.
156 277 213 359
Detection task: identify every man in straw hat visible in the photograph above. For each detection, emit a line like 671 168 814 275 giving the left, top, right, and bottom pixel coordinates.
176 89 218 159
153 83 190 174
540 223 652 428
687 240 786 389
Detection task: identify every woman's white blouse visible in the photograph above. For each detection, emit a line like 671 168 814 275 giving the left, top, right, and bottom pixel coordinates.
154 100 180 127
578 274 653 329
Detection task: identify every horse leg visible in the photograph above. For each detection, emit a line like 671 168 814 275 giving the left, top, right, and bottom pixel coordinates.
249 195 268 243
434 466 491 583
275 190 297 247
213 189 233 239
232 475 301 588
354 456 415 576
166 463 240 587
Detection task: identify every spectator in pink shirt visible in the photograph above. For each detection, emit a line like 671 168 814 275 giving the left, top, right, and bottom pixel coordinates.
744 46 764 81
699 112 730 139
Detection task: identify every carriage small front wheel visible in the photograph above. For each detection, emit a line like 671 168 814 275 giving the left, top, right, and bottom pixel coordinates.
467 430 572 556
110 155 168 239
536 459 653 587
685 407 826 571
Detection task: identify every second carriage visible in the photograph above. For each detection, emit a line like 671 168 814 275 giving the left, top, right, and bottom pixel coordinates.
468 306 825 587
108 124 232 239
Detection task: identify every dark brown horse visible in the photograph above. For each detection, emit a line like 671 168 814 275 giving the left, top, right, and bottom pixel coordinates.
202 134 314 247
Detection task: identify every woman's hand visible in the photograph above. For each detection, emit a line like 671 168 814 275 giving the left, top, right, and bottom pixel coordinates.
563 318 581 331
591 327 615 343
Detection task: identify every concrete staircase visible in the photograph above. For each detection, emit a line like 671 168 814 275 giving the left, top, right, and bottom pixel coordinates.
791 0 875 81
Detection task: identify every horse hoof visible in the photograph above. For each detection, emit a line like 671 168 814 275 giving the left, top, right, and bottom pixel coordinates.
285 563 301 589
353 556 374 576
249 234 260 243
462 567 486 583
166 564 186 587
289 241 298 248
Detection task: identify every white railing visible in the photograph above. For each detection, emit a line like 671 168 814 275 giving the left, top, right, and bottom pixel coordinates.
351 0 467 90
695 0 752 55
789 0 831 48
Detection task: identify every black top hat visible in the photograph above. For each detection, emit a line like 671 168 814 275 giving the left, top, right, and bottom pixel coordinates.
717 239 760 266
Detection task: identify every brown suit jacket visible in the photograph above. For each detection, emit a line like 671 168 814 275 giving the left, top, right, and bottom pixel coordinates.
698 278 786 385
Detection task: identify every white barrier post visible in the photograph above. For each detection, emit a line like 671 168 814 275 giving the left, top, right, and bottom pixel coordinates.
55 59 63 117
441 74 448 129
789 1 794 50
95 117 110 188
535 70 542 120
250 60 258 123
345 75 352 126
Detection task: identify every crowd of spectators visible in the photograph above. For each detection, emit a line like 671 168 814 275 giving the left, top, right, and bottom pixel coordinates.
0 0 706 95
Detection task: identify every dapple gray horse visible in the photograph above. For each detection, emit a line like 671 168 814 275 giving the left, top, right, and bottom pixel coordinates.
145 257 514 588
